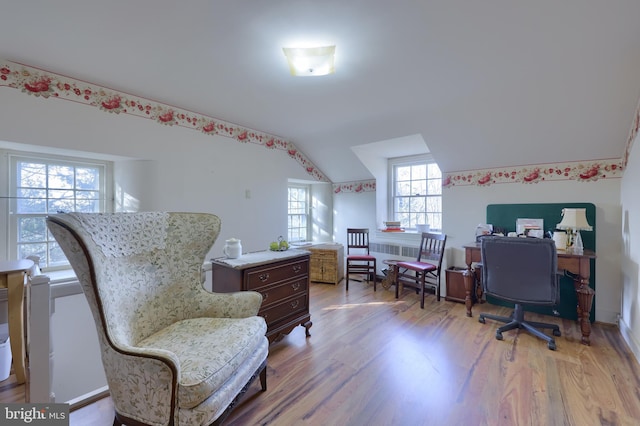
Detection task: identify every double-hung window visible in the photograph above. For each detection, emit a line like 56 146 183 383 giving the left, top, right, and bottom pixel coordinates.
389 155 442 231
287 184 309 242
7 153 111 269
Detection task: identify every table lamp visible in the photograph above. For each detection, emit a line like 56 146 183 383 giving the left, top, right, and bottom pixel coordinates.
556 208 592 253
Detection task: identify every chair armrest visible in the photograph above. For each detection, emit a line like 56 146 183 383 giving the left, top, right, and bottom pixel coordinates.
193 290 264 318
105 346 179 425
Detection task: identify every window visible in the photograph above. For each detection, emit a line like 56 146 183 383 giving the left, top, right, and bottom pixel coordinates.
287 184 309 242
389 155 442 231
8 153 111 269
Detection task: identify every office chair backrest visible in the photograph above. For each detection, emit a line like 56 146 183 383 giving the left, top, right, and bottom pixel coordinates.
481 236 559 305
347 228 371 255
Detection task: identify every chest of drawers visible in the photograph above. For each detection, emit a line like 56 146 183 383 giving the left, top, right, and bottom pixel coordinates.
211 250 312 343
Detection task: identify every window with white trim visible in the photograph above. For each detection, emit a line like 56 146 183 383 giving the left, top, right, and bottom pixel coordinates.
287 184 309 242
7 153 111 269
389 155 442 231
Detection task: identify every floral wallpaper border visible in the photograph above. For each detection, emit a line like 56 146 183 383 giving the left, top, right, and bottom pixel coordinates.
443 158 625 188
332 180 376 193
625 96 640 168
0 59 329 182
2 59 636 189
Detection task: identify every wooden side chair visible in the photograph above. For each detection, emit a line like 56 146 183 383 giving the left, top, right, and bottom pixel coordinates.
346 228 377 291
396 232 447 308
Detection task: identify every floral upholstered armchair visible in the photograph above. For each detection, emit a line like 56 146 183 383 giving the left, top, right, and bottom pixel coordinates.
46 212 268 426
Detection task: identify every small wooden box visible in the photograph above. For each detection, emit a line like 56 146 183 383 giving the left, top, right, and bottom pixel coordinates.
308 244 344 285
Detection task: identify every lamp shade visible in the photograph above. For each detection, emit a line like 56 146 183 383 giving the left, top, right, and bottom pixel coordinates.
282 45 335 76
556 208 592 231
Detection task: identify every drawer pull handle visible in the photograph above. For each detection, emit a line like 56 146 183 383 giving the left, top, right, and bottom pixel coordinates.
292 265 302 273
262 292 269 301
291 282 301 291
290 300 299 309
259 273 269 282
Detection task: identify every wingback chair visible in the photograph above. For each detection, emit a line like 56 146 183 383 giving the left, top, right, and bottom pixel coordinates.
46 212 268 426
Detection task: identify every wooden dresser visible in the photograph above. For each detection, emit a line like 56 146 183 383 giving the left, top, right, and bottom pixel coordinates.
308 244 344 285
211 249 312 343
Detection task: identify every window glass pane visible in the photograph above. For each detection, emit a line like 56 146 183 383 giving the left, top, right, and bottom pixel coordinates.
18 162 46 188
396 180 411 196
48 242 67 267
409 197 426 212
427 163 442 179
18 217 47 242
427 179 442 195
390 157 442 230
426 196 441 212
410 180 426 195
76 167 100 190
49 165 74 189
396 165 411 181
18 243 47 263
288 185 309 242
13 157 107 268
48 189 75 212
17 188 46 213
411 164 427 180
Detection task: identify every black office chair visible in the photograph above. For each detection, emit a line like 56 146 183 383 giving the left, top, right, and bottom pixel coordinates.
478 236 561 350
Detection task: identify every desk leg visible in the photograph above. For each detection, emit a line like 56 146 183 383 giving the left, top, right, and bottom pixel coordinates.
575 281 595 346
463 269 473 317
7 271 26 384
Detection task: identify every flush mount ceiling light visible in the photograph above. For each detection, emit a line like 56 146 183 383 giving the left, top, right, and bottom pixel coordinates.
282 45 336 76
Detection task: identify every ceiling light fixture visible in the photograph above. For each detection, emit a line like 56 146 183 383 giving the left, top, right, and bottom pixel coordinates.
282 45 336 77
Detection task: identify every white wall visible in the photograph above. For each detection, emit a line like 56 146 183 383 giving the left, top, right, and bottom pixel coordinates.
333 191 377 250
0 87 332 255
0 87 334 401
620 136 640 360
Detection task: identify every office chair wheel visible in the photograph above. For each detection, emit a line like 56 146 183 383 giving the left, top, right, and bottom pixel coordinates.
478 317 486 324
553 329 561 337
495 332 503 340
548 341 557 351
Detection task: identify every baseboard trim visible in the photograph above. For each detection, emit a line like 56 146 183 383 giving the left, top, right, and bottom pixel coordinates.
619 317 640 366
68 386 110 411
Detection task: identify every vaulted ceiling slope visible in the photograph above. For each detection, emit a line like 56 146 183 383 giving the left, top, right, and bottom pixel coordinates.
2 1 640 183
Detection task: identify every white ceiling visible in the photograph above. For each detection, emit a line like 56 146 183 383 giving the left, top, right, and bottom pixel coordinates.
2 1 640 183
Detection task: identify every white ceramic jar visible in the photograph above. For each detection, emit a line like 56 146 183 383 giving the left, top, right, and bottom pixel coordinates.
223 238 242 259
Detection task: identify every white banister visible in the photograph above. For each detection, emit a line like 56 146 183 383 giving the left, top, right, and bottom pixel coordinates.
28 273 54 403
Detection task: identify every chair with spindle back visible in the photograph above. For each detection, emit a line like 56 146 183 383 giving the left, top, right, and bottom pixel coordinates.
346 228 377 291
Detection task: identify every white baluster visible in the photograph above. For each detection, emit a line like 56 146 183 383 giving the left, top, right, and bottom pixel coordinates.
28 274 54 403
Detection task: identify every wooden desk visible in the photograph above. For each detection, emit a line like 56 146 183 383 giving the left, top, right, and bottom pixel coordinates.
463 243 596 345
0 259 33 384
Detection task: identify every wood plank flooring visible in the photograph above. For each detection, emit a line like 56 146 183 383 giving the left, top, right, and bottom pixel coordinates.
3 278 640 425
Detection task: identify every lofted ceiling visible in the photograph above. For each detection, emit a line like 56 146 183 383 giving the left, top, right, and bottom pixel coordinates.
2 1 640 183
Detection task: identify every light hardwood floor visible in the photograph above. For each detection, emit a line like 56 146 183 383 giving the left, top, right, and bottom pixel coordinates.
3 278 640 425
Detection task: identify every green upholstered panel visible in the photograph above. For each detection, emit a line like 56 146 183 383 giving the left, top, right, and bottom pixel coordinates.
485 203 596 321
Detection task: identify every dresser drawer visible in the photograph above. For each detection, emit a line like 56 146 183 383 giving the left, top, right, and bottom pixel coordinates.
246 259 308 289
260 293 308 326
258 277 308 308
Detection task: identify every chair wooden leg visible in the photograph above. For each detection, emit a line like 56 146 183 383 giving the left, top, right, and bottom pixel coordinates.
346 266 350 291
372 261 377 292
260 364 267 391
